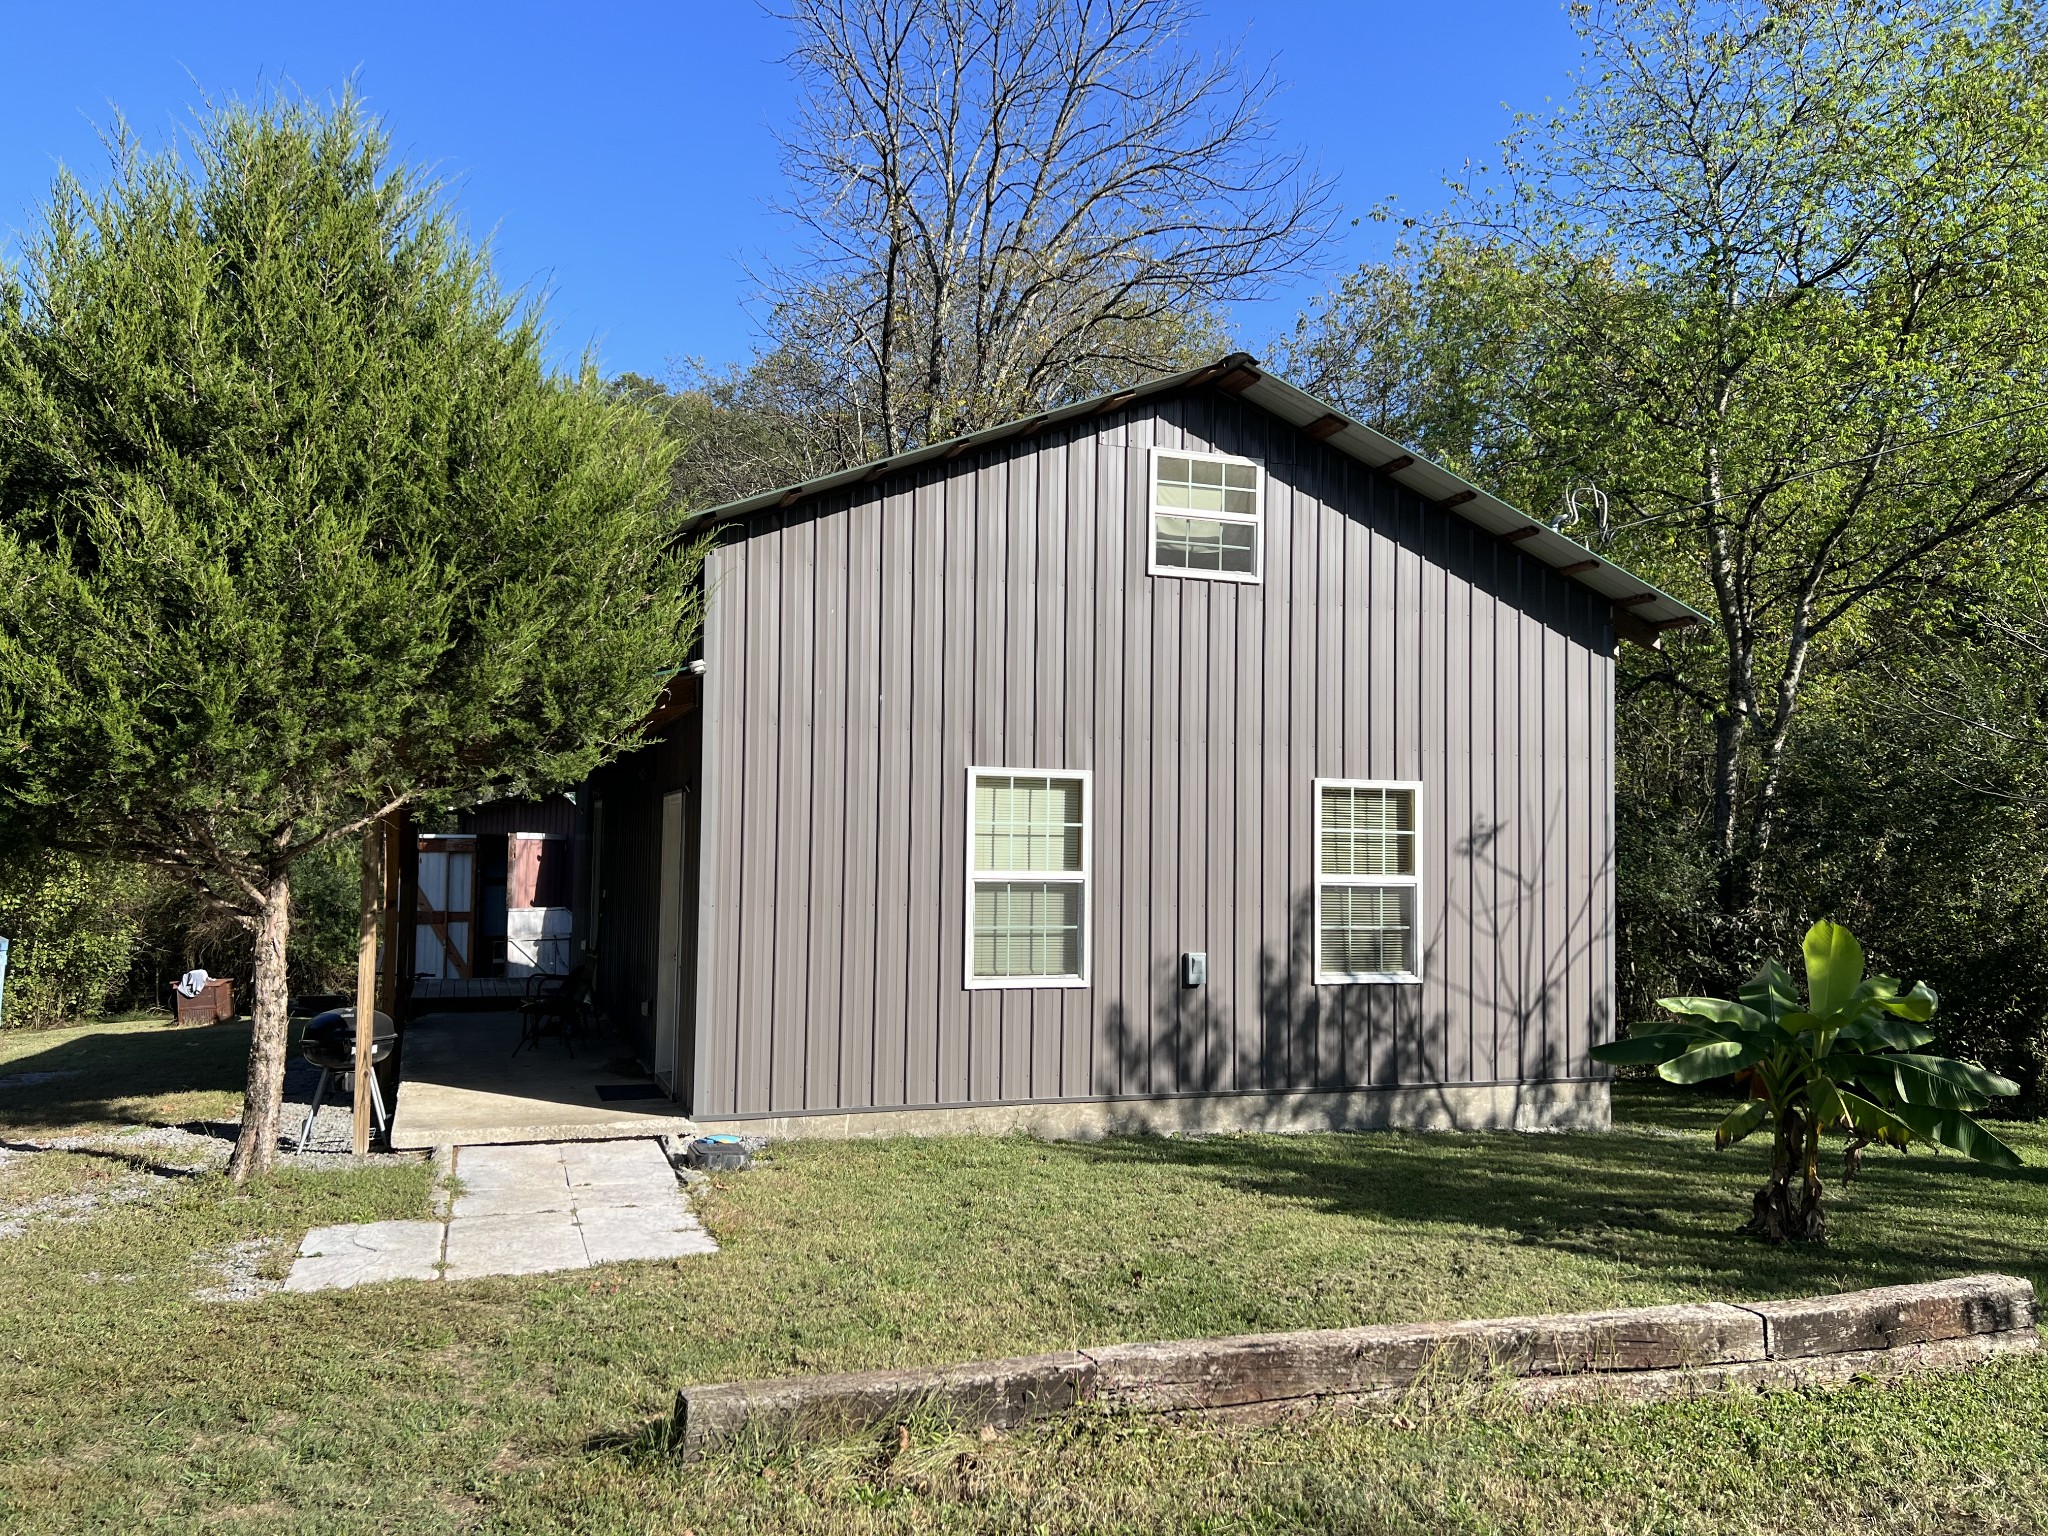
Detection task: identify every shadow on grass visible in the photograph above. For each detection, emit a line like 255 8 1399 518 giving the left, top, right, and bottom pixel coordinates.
0 1020 268 1133
0 1139 214 1180
1062 1089 2048 1303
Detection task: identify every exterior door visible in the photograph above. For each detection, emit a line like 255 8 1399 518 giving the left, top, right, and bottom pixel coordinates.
652 791 686 1091
415 837 476 979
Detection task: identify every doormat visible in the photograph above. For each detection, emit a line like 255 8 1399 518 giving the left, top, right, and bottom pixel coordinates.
594 1083 666 1102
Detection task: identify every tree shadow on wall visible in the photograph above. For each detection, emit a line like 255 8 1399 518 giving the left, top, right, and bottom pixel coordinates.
1094 806 1617 1117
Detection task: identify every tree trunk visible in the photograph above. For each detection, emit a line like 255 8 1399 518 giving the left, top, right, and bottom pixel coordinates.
1711 708 1747 915
1745 1105 1827 1243
227 871 292 1184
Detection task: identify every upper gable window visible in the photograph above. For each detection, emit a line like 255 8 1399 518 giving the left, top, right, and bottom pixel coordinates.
1149 448 1262 584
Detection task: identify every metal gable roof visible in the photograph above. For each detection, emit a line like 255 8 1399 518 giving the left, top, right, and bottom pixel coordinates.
683 353 1709 647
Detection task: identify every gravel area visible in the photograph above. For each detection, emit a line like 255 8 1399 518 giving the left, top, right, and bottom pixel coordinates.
192 1237 291 1303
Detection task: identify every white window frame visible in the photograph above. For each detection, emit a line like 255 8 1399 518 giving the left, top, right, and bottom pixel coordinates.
1313 777 1424 985
964 765 1092 991
1146 446 1264 585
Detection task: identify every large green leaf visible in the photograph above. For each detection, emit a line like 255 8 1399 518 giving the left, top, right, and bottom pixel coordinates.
1828 1086 1913 1151
1658 1039 1759 1084
1879 981 1938 1022
1589 1034 1696 1066
1803 920 1864 1018
1739 959 1800 1021
1656 996 1765 1034
1714 1098 1770 1149
1889 1054 2021 1105
1838 1014 1937 1053
1892 1103 2023 1168
1833 1055 1972 1111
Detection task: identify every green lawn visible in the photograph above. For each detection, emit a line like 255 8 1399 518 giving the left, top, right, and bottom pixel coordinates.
2 1018 2046 1533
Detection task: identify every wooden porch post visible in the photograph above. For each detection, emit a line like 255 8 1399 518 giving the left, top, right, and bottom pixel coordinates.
396 810 419 1005
352 823 383 1156
377 813 402 1017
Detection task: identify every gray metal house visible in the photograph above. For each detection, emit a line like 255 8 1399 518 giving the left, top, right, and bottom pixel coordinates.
576 354 1702 1139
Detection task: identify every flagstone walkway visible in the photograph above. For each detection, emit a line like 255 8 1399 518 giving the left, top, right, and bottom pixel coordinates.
283 1139 716 1291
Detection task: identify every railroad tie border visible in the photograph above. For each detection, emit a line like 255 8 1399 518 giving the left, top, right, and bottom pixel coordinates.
673 1274 2039 1459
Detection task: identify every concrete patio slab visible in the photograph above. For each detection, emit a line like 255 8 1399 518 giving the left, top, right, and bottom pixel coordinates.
285 1220 445 1291
389 1012 696 1149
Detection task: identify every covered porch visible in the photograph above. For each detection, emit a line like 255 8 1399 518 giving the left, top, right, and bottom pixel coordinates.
330 676 701 1154
386 1010 696 1150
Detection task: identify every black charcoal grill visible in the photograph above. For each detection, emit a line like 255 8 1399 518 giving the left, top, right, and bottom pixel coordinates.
296 1008 395 1150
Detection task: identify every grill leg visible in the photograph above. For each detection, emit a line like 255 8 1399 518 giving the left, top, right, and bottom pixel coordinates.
367 1070 391 1146
298 1068 332 1151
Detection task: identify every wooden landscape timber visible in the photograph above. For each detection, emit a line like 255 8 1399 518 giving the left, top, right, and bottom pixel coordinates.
672 1275 2039 1459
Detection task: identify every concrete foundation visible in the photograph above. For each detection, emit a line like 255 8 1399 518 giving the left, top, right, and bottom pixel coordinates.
690 1079 1611 1142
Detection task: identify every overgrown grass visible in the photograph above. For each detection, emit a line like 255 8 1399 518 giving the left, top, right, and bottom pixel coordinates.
2 1018 2046 1532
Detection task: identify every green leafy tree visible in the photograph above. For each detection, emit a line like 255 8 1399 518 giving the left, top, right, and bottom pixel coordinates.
0 91 703 1179
1284 0 2048 944
1594 920 2019 1242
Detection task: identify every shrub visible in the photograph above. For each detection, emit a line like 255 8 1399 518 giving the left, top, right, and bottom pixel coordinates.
0 851 150 1028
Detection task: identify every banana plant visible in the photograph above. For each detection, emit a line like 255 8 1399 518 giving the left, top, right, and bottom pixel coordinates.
1592 919 2020 1243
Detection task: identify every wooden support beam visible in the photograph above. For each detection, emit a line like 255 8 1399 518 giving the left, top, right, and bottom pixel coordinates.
646 672 703 733
1654 615 1702 631
1439 490 1478 509
377 813 401 1018
1303 413 1348 441
1093 391 1138 416
1501 525 1542 542
1612 607 1663 651
776 489 803 508
1214 365 1259 393
1616 592 1660 607
1376 454 1415 475
395 811 419 1019
1557 559 1601 574
352 824 382 1156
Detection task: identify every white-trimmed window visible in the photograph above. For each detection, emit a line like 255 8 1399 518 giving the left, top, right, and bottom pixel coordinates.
1315 779 1422 983
1149 447 1262 583
967 768 1090 988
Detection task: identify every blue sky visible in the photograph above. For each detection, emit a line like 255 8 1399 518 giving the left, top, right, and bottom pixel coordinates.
0 2 1586 380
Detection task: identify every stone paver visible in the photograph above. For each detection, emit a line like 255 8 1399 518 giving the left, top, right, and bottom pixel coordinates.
579 1202 719 1265
282 1138 718 1291
450 1144 573 1217
284 1220 445 1291
444 1209 590 1279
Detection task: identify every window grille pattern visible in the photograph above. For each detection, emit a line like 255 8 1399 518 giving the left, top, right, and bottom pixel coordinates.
969 771 1089 985
1316 781 1421 981
1152 452 1261 580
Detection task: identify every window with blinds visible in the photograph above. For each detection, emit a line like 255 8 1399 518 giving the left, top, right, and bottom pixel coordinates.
1315 780 1422 982
1149 448 1262 582
967 769 1090 987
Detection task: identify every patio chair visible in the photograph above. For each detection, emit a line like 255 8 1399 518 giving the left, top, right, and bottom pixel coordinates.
515 961 595 1057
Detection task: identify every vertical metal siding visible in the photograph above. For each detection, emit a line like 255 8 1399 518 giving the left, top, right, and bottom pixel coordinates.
691 393 1616 1118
